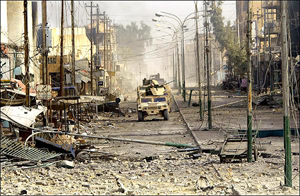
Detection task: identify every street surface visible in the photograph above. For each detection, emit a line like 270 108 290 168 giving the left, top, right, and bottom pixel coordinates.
1 88 299 195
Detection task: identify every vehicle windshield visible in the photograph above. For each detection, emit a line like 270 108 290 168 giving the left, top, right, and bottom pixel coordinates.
141 98 152 103
154 97 166 102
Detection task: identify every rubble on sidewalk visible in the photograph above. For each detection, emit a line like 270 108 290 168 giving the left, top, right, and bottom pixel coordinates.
57 160 75 169
253 94 282 106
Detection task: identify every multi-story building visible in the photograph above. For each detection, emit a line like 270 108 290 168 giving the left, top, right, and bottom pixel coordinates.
49 16 118 96
236 0 281 91
0 1 40 85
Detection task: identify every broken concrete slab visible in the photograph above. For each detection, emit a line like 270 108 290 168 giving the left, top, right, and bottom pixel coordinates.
195 176 214 191
57 160 75 169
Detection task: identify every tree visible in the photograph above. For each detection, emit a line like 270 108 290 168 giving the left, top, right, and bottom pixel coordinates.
115 21 152 64
210 2 247 77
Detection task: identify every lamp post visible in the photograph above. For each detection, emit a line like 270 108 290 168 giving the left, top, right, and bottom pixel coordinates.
155 11 201 102
156 29 173 81
153 18 181 92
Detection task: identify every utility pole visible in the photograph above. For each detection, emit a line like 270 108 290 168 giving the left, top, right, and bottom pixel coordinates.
203 26 206 111
176 36 181 95
97 6 100 95
109 20 113 72
107 18 110 72
194 1 203 120
281 0 292 187
210 33 214 86
92 6 100 96
263 8 267 90
42 0 47 85
42 0 48 124
71 0 75 92
103 12 106 70
256 10 261 93
246 0 253 163
173 49 175 86
60 0 64 97
268 24 274 92
86 2 102 96
90 1 93 96
109 19 113 93
181 25 186 102
204 0 212 129
24 0 30 107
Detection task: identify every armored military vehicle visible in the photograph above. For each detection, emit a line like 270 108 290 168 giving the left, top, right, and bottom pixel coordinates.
137 79 172 121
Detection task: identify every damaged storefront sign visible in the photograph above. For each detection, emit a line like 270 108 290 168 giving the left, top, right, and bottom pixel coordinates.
36 84 52 100
0 106 47 128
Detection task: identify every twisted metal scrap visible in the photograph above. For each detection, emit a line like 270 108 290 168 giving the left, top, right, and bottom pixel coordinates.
0 136 61 161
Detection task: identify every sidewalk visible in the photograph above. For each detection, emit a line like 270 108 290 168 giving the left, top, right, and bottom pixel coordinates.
172 88 300 195
173 88 298 131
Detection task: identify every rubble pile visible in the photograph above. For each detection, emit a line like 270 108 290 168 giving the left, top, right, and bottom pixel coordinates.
1 151 299 195
0 90 299 195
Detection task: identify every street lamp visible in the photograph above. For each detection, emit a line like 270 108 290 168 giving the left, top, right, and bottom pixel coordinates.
155 28 178 85
155 13 163 17
152 18 178 32
155 11 200 102
153 18 181 90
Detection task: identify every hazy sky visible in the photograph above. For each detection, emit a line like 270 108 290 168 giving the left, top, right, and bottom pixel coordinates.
42 1 236 79
44 1 236 36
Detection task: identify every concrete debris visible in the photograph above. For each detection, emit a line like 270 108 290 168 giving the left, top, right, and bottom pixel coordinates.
196 176 214 191
57 160 75 169
0 90 299 195
253 94 282 106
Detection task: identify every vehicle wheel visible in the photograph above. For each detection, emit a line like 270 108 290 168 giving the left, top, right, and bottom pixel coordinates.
138 111 144 121
163 109 169 120
76 151 90 162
